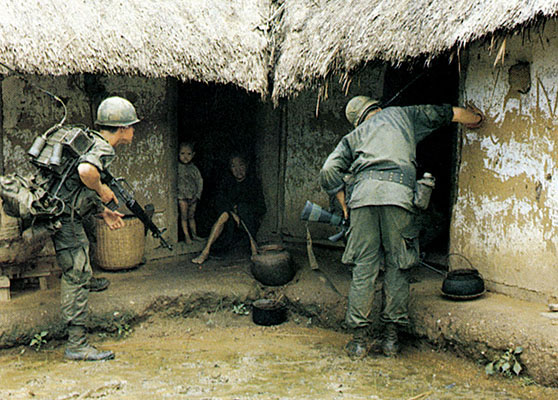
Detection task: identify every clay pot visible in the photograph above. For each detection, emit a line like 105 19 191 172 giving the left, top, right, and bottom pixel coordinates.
250 245 295 286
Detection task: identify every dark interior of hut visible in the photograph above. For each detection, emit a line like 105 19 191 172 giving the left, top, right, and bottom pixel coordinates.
383 59 460 257
176 82 260 239
176 62 459 252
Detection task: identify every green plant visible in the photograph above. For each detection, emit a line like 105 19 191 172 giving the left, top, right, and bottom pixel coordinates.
29 331 48 351
114 321 132 337
485 346 523 377
520 376 536 386
232 303 250 315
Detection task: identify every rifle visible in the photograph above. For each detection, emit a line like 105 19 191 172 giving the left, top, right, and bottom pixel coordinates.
101 170 173 251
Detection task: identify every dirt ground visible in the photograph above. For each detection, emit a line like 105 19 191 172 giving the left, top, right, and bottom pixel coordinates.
1 244 558 399
1 309 558 400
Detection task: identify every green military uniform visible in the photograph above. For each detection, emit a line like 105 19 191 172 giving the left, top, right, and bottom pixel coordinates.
49 131 115 335
0 96 139 361
320 104 453 330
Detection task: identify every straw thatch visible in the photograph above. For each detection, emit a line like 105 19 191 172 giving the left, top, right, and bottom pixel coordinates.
2 0 558 101
272 0 558 100
0 0 272 96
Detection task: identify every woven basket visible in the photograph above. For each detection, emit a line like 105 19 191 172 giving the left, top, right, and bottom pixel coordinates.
94 216 145 270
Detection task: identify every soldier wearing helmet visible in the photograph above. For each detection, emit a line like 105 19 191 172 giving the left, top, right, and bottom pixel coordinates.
320 95 484 359
52 96 140 361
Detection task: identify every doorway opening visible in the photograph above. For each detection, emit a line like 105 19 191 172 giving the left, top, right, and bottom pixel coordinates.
176 82 260 241
383 59 460 257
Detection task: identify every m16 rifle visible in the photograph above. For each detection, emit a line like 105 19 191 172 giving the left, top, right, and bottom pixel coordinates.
102 169 172 251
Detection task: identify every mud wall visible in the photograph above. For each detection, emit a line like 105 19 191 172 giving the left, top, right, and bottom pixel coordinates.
1 75 177 260
281 68 385 239
452 21 558 302
253 100 283 242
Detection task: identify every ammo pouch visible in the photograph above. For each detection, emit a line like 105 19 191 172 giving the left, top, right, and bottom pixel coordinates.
398 223 420 270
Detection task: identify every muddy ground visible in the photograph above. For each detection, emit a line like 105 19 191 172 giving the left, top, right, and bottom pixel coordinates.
1 309 557 400
1 245 558 398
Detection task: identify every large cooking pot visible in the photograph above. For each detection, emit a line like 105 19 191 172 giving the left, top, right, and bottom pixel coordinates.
250 244 295 286
420 253 485 300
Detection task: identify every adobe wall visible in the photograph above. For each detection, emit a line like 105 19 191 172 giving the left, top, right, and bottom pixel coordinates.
280 68 385 240
452 20 558 302
1 75 177 260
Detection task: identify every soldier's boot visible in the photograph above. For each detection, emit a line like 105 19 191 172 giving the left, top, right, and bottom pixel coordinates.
345 326 369 359
382 323 400 357
64 325 115 361
86 277 110 292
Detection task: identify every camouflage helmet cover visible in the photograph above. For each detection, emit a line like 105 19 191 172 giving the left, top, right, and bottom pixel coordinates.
345 95 381 127
95 96 140 127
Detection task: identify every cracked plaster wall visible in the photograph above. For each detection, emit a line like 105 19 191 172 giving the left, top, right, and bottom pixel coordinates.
282 68 384 239
453 20 558 301
1 75 176 260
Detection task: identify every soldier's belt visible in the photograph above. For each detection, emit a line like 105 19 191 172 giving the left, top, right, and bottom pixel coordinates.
360 170 415 189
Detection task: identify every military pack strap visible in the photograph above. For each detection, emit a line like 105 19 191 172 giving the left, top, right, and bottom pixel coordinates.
360 169 415 189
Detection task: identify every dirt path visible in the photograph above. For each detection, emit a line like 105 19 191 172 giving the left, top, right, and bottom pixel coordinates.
1 308 557 400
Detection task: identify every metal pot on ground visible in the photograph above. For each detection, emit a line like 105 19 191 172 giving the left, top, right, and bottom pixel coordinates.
252 298 287 326
419 253 485 300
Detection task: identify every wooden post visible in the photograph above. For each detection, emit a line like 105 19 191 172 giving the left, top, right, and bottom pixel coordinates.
0 275 10 301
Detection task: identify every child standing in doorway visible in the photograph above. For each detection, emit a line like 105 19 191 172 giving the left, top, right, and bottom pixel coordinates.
177 142 203 244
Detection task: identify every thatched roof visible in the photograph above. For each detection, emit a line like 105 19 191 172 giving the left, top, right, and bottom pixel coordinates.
2 0 558 100
272 0 558 100
0 0 271 96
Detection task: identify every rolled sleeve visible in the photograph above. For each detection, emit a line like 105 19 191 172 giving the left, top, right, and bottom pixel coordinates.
78 140 115 172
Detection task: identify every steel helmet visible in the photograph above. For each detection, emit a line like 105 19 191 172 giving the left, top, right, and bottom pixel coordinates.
345 96 381 127
95 96 140 127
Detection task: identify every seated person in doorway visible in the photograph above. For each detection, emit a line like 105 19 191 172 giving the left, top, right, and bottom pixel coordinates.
177 142 203 244
192 153 266 265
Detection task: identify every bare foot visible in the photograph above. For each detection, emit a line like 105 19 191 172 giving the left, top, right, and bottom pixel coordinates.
192 253 208 264
192 235 204 241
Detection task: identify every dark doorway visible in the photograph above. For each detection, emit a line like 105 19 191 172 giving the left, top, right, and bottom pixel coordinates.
383 59 460 255
176 82 260 239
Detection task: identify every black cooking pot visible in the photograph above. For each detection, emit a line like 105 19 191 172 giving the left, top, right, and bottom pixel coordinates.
420 253 485 300
441 268 485 299
252 299 287 326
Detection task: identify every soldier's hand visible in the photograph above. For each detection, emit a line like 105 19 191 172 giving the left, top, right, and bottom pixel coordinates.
99 184 118 205
464 102 484 129
100 208 125 230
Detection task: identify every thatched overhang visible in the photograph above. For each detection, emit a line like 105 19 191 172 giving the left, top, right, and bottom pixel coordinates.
272 0 558 100
0 0 272 96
